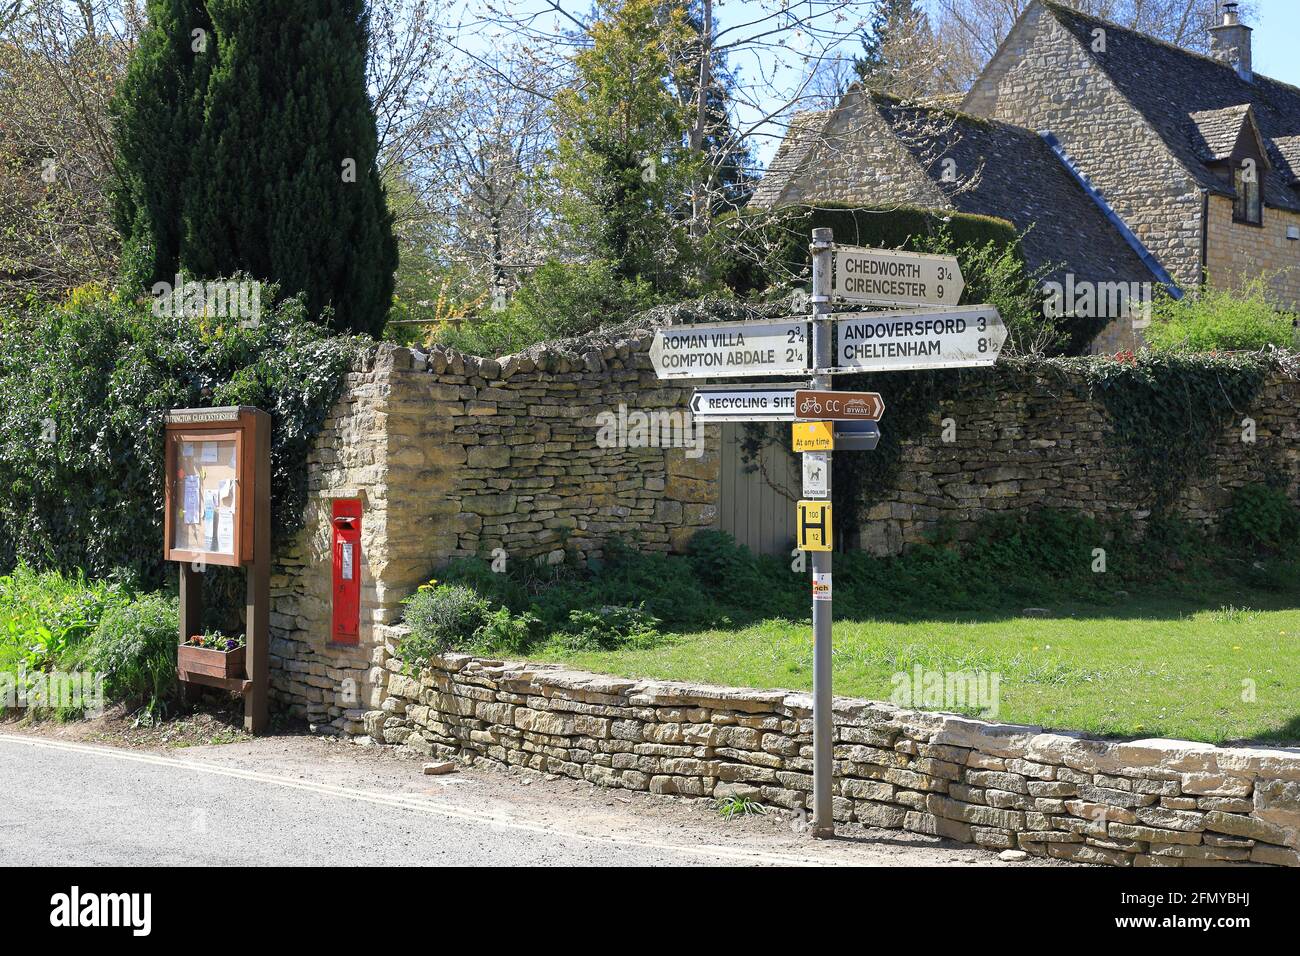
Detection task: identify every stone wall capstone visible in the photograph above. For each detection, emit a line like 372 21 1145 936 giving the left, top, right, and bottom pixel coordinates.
368 630 1300 869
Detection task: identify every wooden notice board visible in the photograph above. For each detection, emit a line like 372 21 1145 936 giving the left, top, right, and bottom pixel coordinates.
164 408 264 567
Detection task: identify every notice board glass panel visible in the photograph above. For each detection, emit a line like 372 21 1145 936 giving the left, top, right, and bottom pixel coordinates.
171 432 241 557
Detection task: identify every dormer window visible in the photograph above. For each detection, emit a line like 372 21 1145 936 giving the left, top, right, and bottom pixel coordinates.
1234 160 1263 225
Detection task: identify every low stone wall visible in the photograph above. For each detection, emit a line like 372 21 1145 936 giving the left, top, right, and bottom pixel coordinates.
366 633 1300 868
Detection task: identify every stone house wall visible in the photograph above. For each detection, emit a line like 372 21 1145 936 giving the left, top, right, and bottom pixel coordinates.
364 639 1300 868
1205 194 1300 311
962 3 1204 289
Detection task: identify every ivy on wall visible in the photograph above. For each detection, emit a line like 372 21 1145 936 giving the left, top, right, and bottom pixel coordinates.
750 353 1288 535
0 286 369 587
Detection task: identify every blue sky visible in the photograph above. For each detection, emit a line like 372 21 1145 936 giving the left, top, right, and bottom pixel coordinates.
1247 0 1300 88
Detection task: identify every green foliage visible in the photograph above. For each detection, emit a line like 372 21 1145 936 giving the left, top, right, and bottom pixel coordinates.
0 565 130 674
550 0 700 293
716 794 767 819
553 605 662 651
400 583 492 666
112 0 397 336
1146 278 1299 353
83 591 180 715
1224 484 1300 553
473 607 543 656
0 286 367 585
1068 351 1268 509
714 202 1021 298
434 259 662 357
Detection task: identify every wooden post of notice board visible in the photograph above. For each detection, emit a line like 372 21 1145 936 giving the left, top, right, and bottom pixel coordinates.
164 406 271 734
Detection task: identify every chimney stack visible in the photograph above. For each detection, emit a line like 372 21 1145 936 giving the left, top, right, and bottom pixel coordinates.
1211 2 1253 82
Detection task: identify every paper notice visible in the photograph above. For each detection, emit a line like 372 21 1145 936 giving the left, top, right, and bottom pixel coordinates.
217 508 234 554
183 475 200 525
201 443 219 464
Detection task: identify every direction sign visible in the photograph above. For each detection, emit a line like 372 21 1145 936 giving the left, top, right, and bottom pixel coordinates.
650 319 809 380
792 421 834 452
832 306 1007 373
794 389 884 422
688 384 802 422
833 246 963 307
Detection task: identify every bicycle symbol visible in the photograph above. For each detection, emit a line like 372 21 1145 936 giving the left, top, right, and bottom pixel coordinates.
799 398 822 416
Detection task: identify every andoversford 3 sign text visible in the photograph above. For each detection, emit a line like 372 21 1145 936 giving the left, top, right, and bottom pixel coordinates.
831 306 1006 373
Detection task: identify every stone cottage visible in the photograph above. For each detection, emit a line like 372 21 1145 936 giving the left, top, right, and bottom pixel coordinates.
756 1 1300 348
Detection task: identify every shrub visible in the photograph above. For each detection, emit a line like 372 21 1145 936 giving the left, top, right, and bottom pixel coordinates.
400 583 491 664
0 285 367 585
83 592 179 716
433 259 661 357
473 608 542 656
553 605 662 652
1146 278 1298 353
0 565 130 673
1224 484 1300 552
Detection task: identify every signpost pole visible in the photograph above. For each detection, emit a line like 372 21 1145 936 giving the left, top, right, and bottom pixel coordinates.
809 227 835 839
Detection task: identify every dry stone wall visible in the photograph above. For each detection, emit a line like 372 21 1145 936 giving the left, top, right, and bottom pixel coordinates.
269 338 721 733
268 337 1299 729
366 632 1300 868
856 362 1300 555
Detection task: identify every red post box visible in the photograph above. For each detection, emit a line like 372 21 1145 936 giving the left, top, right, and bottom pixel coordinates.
331 499 362 645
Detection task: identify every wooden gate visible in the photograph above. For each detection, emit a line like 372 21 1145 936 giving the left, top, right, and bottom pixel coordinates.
719 423 801 556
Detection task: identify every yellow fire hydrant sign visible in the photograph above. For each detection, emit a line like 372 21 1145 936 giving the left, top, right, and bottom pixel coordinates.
797 499 833 551
792 421 834 452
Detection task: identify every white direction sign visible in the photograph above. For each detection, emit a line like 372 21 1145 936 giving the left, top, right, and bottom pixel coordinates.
832 306 1007 373
802 451 829 499
833 245 963 307
650 319 809 380
689 384 802 422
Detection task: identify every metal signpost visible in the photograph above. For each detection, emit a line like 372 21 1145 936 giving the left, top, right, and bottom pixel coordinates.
647 227 1004 840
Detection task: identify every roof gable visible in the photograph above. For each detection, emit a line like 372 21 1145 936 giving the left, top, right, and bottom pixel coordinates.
1041 1 1300 211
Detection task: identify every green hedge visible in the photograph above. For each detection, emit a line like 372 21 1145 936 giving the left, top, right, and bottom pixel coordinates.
0 285 368 586
712 202 1022 297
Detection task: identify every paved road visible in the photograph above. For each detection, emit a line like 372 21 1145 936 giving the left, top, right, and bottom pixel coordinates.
0 732 1029 867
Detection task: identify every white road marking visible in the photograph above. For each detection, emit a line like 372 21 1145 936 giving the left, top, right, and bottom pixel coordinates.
0 733 845 867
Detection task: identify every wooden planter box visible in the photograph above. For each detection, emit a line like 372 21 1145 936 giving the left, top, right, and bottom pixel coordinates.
178 640 246 681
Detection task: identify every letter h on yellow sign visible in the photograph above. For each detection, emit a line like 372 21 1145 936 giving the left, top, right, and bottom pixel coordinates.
797 500 833 551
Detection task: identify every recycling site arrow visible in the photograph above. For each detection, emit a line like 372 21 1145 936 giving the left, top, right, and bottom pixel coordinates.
688 384 804 422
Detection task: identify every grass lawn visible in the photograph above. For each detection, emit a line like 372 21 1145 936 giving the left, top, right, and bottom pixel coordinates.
534 595 1300 746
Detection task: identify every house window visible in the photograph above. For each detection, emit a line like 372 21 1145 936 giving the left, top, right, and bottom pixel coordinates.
1234 163 1263 225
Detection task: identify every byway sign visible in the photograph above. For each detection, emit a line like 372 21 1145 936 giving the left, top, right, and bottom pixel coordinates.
650 319 808 379
688 384 801 422
833 306 1007 373
833 246 963 307
794 389 884 422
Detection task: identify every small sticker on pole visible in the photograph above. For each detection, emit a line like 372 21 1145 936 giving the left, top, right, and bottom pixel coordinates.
812 573 832 601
